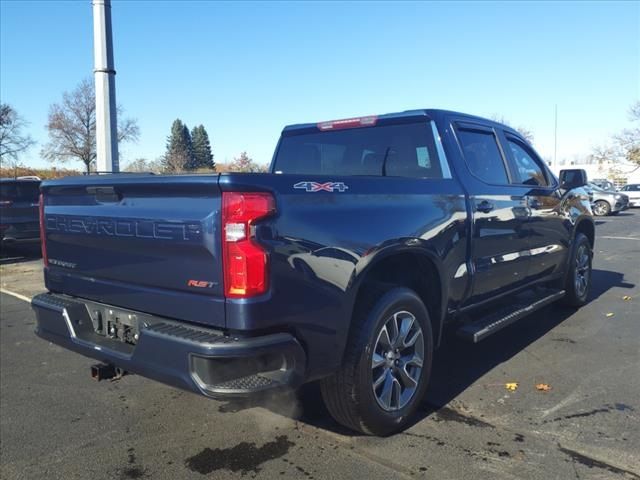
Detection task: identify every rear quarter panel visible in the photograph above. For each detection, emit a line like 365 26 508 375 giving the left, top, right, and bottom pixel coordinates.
220 173 469 378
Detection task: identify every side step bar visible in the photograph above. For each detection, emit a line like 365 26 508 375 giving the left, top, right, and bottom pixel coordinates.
457 289 566 343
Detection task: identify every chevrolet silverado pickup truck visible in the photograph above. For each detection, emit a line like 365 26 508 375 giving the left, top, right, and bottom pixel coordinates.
32 109 595 435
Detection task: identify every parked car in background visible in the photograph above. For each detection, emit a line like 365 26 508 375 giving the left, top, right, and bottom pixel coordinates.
0 177 41 246
619 184 640 207
584 182 629 216
591 178 616 191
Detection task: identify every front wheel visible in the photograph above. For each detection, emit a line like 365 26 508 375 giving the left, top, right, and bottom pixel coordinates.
320 286 433 436
593 200 611 216
561 233 593 307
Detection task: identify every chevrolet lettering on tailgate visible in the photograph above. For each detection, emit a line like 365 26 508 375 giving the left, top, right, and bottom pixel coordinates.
46 215 203 242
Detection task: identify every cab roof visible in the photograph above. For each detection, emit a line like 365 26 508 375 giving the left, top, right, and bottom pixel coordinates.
281 108 516 136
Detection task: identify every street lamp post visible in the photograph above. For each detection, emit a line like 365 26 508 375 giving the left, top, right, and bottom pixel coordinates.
92 0 119 173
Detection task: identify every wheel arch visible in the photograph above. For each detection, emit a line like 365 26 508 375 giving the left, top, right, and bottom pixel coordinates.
574 217 595 248
561 216 595 285
346 245 448 353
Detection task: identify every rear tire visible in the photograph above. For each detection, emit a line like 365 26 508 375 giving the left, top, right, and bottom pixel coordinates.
320 285 433 436
561 233 592 307
593 200 611 216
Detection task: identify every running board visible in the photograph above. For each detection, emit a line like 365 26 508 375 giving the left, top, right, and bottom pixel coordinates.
457 289 566 343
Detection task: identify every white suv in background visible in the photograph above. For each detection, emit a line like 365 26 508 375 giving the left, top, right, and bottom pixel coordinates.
619 184 640 207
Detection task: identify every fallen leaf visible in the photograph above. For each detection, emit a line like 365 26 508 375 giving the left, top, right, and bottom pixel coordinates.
606 313 615 318
535 383 552 392
505 382 519 392
622 295 632 301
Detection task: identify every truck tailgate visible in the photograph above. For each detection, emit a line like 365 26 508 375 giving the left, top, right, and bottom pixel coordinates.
41 174 225 328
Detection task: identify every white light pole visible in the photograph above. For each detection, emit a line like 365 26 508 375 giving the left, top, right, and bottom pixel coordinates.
553 104 558 168
93 0 119 173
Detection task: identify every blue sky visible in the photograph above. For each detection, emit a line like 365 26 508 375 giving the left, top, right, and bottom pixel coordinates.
1 1 638 170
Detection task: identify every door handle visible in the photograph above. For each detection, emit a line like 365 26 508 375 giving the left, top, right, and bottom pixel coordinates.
528 198 541 209
476 200 494 213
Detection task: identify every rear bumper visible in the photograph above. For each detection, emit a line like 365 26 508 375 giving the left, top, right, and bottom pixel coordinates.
31 293 306 398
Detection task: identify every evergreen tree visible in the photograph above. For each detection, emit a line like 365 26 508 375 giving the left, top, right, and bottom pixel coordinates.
182 123 196 170
191 125 215 170
163 119 194 172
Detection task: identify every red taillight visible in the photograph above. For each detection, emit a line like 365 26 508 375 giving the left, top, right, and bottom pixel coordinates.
39 193 48 267
222 192 275 298
317 115 377 131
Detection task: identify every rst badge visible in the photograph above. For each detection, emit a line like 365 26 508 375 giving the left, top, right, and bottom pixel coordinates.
187 280 216 289
293 181 349 193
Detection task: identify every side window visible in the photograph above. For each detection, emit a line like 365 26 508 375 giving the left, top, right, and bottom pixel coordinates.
506 138 548 186
457 128 509 184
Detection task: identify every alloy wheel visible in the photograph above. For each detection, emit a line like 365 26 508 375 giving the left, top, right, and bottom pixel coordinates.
371 311 424 411
593 201 609 216
574 244 591 298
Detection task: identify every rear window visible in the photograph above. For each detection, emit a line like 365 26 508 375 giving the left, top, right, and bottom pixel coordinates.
0 181 40 202
273 122 447 178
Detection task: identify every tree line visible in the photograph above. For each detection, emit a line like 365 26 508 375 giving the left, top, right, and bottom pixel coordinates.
1 78 267 174
8 81 635 174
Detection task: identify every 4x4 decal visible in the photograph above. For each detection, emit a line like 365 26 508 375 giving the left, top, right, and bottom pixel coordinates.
293 181 349 193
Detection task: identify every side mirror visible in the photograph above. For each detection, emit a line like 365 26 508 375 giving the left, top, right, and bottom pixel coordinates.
559 169 588 189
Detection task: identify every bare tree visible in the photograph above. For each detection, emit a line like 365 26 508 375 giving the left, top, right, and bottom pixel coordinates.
228 152 267 173
161 151 191 173
123 157 163 173
589 101 640 170
0 104 35 170
588 144 615 165
42 79 140 173
490 114 535 144
613 101 640 167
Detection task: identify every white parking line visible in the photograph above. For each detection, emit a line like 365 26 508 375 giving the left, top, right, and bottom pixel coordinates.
601 236 640 241
0 288 32 303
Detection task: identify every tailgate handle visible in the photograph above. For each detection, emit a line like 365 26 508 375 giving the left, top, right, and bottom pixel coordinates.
87 186 120 203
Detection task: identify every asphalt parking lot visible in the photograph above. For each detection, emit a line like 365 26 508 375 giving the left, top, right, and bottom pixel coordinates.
1 211 639 480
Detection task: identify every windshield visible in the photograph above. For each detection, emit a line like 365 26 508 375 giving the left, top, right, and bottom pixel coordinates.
273 122 450 179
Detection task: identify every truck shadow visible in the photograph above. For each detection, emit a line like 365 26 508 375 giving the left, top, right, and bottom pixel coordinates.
218 268 634 437
0 244 41 265
611 212 635 217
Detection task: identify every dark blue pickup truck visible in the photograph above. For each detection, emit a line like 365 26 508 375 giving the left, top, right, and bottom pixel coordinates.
32 109 594 435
